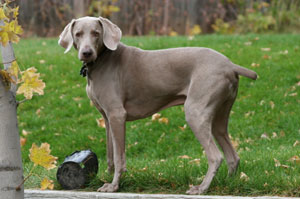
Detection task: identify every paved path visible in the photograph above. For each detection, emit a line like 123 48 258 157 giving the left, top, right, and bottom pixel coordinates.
24 189 299 199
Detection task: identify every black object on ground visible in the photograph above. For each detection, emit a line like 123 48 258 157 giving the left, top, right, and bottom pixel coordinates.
56 150 98 190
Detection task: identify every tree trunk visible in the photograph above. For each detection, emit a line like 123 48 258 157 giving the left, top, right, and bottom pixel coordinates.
0 21 24 199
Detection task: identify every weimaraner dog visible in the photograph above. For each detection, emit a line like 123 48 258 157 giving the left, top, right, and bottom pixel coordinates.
59 16 257 194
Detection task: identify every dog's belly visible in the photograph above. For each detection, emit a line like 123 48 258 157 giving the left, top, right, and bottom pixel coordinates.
124 95 186 121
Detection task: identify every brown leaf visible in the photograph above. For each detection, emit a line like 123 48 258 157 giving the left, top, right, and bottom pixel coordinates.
261 48 271 52
263 54 271 59
288 155 300 164
73 97 82 102
20 137 26 147
293 140 299 147
269 101 275 109
22 129 31 136
240 172 249 181
179 124 187 131
188 158 201 165
158 117 169 124
151 113 161 121
274 158 281 167
96 118 106 128
178 155 191 159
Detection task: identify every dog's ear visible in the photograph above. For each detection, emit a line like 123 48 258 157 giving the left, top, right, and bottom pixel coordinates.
98 17 122 51
58 19 76 53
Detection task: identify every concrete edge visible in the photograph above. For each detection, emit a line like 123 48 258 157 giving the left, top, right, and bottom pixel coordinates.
24 189 299 199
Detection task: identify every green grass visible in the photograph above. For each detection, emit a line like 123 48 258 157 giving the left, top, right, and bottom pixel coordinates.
9 34 300 196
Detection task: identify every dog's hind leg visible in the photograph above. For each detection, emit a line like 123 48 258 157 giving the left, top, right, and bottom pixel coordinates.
184 79 229 195
212 99 240 176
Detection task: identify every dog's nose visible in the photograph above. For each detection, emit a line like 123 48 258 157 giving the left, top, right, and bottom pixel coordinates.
83 50 93 58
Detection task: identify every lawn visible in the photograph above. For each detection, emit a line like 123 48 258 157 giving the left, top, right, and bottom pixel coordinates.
11 34 300 196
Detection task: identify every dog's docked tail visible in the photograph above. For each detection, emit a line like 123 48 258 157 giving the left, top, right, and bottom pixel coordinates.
233 64 257 80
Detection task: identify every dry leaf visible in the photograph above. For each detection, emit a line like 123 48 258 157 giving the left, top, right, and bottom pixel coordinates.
289 92 297 97
22 129 30 136
36 108 41 116
88 135 96 141
293 140 299 147
272 132 277 138
29 143 57 170
251 63 260 68
269 101 275 109
96 118 106 128
20 137 26 147
261 133 270 140
279 50 288 55
274 158 281 167
261 48 271 51
188 158 201 165
73 97 82 101
288 155 300 164
240 172 249 181
158 117 169 124
263 54 271 59
178 155 191 159
39 60 45 64
152 113 161 121
179 124 187 131
244 41 252 46
40 177 54 190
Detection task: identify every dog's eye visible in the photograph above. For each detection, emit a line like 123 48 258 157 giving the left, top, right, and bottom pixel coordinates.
91 31 100 37
75 32 82 37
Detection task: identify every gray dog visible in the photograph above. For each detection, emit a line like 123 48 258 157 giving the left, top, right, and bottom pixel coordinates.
59 16 257 194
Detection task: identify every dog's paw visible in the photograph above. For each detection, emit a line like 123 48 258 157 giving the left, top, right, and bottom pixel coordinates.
97 183 119 192
186 185 207 195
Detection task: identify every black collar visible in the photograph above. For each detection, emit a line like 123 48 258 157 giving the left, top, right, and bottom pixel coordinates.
80 62 89 77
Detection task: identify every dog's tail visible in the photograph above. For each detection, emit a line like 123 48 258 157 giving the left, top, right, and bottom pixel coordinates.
233 64 257 80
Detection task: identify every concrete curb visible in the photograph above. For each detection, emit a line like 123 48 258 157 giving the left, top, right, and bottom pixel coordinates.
24 190 299 199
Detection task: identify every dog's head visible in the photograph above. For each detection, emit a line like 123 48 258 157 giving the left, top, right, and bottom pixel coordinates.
58 16 122 63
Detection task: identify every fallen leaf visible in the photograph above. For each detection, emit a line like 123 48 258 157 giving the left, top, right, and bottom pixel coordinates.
244 41 252 46
269 101 275 109
261 133 270 140
240 172 249 181
40 177 54 190
29 143 57 170
20 137 26 147
251 63 260 68
261 48 271 51
263 54 271 59
36 108 41 116
96 118 106 128
274 158 281 167
279 50 288 55
39 60 45 64
178 155 191 159
158 117 169 124
289 92 297 97
188 158 201 165
151 113 161 121
73 97 82 102
22 129 31 136
288 155 300 164
179 124 187 131
88 135 96 141
293 140 299 147
272 132 277 138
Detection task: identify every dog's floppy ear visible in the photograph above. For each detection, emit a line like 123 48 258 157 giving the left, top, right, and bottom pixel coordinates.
58 19 76 53
98 17 122 51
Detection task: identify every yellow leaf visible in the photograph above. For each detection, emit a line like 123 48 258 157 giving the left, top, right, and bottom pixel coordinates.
169 30 178 37
0 20 23 46
29 143 57 170
17 67 46 99
158 117 169 124
7 60 19 80
13 6 19 18
0 8 7 20
190 25 202 35
40 177 54 190
0 69 15 88
288 155 300 164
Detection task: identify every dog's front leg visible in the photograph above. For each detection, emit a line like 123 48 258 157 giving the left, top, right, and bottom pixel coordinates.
102 114 114 174
97 108 127 192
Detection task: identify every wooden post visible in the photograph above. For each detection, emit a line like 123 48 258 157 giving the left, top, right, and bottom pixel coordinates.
0 20 24 199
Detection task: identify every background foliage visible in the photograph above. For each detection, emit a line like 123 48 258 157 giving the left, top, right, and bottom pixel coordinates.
14 0 300 37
